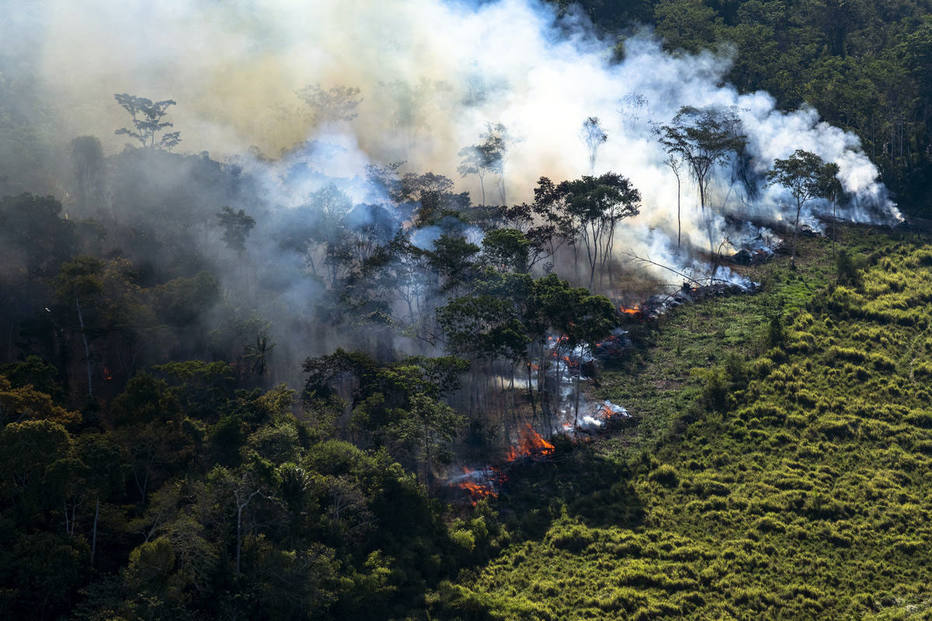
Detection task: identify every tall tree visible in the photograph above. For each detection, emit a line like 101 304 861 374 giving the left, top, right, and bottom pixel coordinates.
656 106 747 214
657 106 746 276
665 154 683 248
819 161 844 256
535 173 641 289
390 393 464 494
53 257 105 398
216 206 256 254
70 136 105 213
457 144 489 205
767 149 829 266
460 123 509 205
113 94 181 150
581 116 608 173
482 122 509 205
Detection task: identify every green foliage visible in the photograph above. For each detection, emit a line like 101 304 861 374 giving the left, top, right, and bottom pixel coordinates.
836 248 862 286
456 234 932 619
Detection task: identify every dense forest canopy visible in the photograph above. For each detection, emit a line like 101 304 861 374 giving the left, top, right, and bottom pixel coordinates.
0 0 928 619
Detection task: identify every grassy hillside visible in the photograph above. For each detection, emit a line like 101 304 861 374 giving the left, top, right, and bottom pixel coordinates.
439 227 932 619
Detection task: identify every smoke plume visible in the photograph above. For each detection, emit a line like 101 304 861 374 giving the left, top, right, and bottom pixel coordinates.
0 0 902 377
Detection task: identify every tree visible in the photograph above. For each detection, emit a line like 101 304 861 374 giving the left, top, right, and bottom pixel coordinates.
457 145 489 205
424 234 480 293
581 116 607 173
529 274 618 427
0 375 79 427
654 0 721 53
75 434 125 566
399 172 461 226
656 106 747 214
438 295 530 366
71 136 105 213
819 162 844 256
216 206 256 253
297 84 363 124
657 106 746 275
482 123 509 205
390 393 464 493
242 333 275 379
534 173 641 289
767 149 828 266
511 177 582 270
53 257 105 398
481 228 531 273
0 420 72 521
665 154 684 248
113 93 181 150
460 123 509 205
0 194 76 281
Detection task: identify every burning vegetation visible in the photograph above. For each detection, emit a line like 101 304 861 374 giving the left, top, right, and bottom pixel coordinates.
506 424 556 461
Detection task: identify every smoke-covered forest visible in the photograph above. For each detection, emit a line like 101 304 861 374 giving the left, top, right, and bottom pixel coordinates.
0 0 930 619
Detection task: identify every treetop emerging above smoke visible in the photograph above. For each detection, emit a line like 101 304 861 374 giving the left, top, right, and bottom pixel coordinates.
4 0 900 283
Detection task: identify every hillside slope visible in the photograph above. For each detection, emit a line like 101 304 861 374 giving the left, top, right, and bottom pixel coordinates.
441 229 932 619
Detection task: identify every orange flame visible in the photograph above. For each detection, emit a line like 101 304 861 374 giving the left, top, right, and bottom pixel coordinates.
506 424 555 461
619 304 641 316
456 467 500 505
103 366 113 381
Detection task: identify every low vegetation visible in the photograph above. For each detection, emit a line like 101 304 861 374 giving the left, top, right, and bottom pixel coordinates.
443 228 932 619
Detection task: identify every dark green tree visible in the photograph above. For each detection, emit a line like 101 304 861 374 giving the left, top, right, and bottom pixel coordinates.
216 206 256 253
481 228 531 273
390 393 465 493
767 149 829 266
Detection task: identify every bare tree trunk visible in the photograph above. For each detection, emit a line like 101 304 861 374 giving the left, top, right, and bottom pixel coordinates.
499 167 506 205
526 362 537 419
792 200 802 268
573 366 581 428
75 298 93 397
236 503 243 574
423 419 431 496
91 497 99 565
235 489 260 575
676 175 682 248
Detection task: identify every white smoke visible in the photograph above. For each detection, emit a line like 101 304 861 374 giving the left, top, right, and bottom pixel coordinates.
13 0 901 284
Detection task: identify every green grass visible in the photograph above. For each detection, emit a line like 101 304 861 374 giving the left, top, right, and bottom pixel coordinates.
438 226 932 620
595 228 889 460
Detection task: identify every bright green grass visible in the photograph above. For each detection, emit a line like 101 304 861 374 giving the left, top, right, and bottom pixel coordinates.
440 227 932 620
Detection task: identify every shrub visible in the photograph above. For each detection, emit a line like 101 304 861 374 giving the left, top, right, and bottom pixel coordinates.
649 464 680 488
904 410 932 429
836 249 861 286
549 524 596 552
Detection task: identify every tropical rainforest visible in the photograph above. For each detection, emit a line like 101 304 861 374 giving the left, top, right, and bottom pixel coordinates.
0 0 929 619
